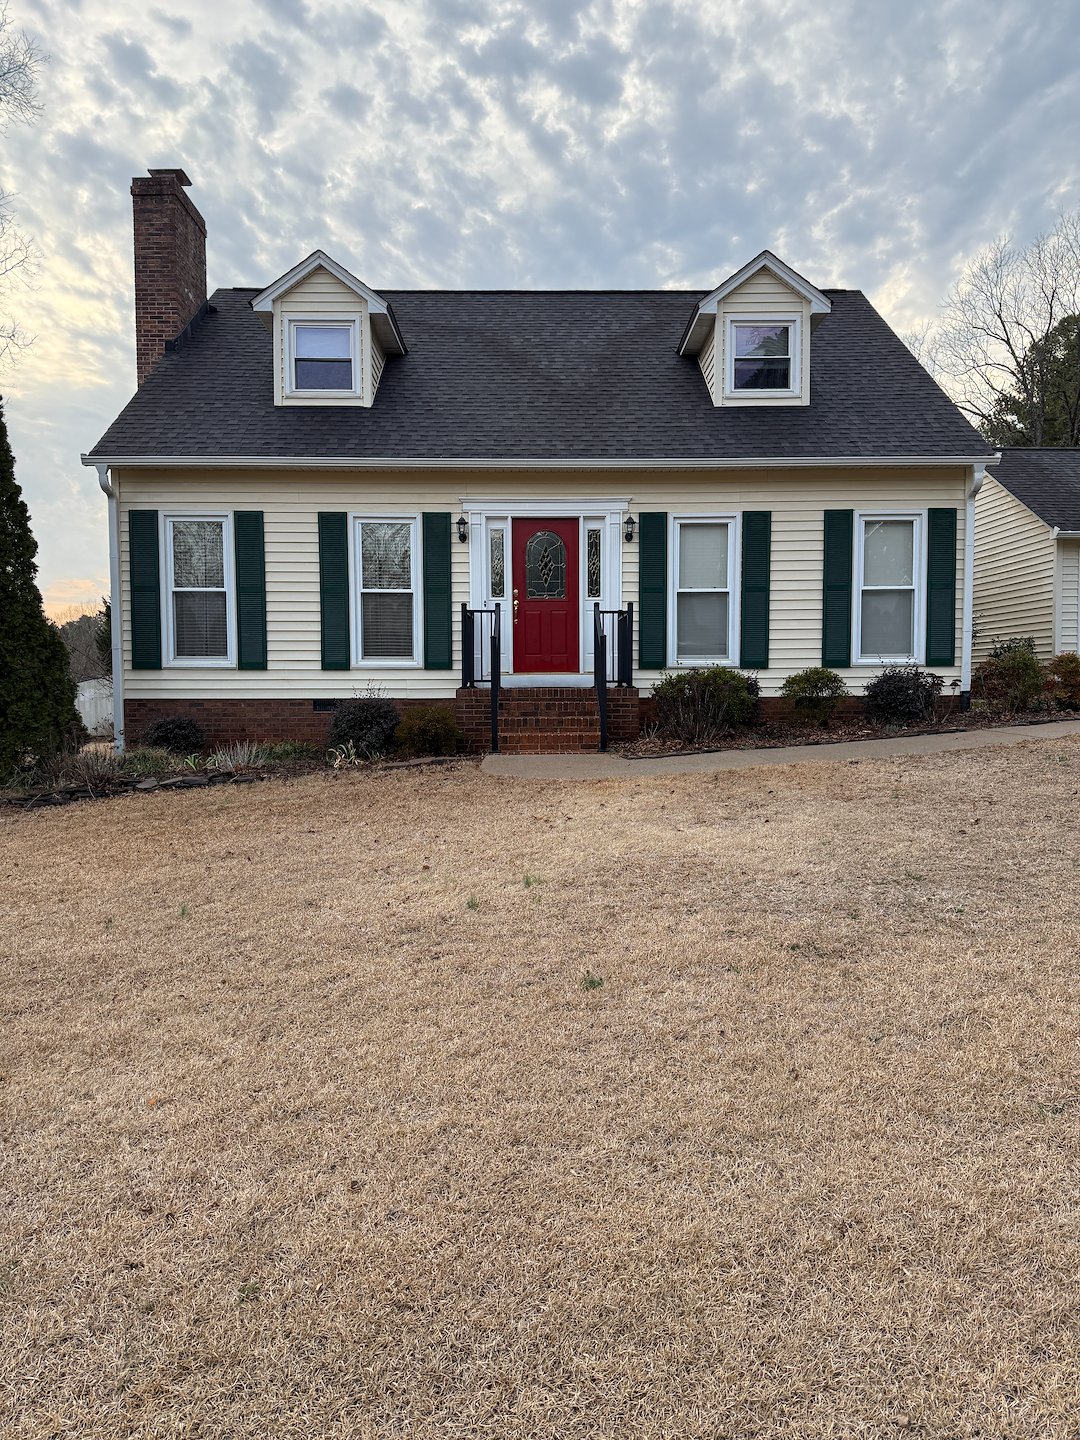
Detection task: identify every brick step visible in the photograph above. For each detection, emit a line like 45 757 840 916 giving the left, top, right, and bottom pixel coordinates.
455 685 640 755
496 689 599 753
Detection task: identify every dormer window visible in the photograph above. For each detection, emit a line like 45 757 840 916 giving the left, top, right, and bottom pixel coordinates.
727 318 799 395
287 319 360 396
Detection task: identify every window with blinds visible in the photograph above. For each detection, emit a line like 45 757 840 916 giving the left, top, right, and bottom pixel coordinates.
167 516 232 662
356 518 418 660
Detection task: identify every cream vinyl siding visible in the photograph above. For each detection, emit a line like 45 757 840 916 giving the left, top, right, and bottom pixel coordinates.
273 267 372 407
698 331 715 396
117 466 968 701
973 476 1056 658
1057 539 1080 653
717 269 812 407
371 333 386 397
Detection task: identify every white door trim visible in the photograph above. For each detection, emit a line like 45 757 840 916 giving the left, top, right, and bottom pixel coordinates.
465 499 626 675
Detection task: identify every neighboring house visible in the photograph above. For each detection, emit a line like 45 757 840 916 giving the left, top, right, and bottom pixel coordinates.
84 169 995 753
973 449 1080 660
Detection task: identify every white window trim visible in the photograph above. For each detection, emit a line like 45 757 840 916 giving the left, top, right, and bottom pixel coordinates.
724 315 800 398
668 513 741 667
161 511 236 668
285 316 362 398
853 510 927 666
349 513 423 668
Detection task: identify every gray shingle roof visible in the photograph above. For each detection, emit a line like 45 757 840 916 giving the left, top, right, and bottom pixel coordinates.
990 448 1080 531
87 287 991 463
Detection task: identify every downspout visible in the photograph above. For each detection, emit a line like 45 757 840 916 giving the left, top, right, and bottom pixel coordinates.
96 463 125 752
960 463 987 710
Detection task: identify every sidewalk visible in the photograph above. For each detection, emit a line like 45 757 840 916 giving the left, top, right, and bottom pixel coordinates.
480 717 1080 779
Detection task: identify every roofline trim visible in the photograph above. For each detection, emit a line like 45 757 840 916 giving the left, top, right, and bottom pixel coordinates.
82 452 998 471
249 250 407 353
677 250 832 356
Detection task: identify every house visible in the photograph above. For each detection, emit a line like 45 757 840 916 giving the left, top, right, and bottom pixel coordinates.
83 169 996 753
973 448 1080 659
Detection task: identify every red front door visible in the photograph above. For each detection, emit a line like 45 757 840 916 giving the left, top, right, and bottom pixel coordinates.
511 518 579 672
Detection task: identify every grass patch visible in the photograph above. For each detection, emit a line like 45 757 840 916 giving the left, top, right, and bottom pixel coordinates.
2 739 1080 1435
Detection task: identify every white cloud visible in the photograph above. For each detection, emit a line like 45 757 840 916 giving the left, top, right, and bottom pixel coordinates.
1 0 1078 607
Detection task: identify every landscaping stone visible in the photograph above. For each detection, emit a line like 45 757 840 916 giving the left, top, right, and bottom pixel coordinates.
135 778 160 791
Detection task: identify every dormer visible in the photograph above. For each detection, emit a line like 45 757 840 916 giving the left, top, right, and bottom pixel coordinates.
250 250 406 408
677 250 831 408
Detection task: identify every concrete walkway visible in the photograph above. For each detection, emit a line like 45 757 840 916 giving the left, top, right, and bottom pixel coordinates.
480 717 1080 779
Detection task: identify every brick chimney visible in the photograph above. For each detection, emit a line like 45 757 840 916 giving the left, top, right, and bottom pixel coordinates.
131 167 207 386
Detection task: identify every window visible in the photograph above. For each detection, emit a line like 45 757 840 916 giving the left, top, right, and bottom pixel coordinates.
673 517 736 663
165 515 233 664
586 526 602 600
287 319 359 394
727 318 797 393
855 513 923 662
354 517 419 662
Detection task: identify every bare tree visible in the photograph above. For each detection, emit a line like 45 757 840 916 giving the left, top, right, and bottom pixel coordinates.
924 212 1080 446
0 3 46 363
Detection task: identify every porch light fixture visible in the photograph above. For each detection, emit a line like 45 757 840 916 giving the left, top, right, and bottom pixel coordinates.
624 514 637 543
456 514 469 543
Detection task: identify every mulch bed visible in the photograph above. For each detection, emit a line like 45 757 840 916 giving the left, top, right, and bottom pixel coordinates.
617 707 1080 759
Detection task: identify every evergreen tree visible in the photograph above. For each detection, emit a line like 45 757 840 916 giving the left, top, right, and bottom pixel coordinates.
983 314 1080 448
0 395 79 773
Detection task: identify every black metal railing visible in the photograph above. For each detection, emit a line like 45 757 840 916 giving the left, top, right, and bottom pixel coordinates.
461 604 502 753
593 602 634 751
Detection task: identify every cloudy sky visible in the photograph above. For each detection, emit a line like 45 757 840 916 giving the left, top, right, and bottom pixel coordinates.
3 0 1080 613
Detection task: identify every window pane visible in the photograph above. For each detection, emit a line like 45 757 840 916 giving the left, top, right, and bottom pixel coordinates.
361 523 412 589
677 592 729 659
362 592 413 658
174 591 228 658
679 523 728 590
864 520 914 587
172 520 224 588
733 357 791 390
861 590 914 658
294 326 351 358
490 530 505 599
734 324 790 358
295 358 353 390
586 527 602 599
525 530 567 599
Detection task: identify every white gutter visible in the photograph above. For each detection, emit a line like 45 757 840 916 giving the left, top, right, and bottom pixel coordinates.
96 463 125 753
81 452 1000 471
961 464 987 702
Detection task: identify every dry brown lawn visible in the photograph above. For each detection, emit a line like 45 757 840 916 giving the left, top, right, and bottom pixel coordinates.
2 738 1080 1438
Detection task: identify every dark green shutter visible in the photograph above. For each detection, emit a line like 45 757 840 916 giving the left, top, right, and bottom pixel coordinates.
422 512 453 670
318 512 350 670
234 511 267 670
739 512 772 669
925 507 958 666
822 509 854 668
129 509 161 670
638 512 667 669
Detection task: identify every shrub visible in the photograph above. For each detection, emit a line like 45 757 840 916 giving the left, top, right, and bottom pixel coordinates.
48 746 122 789
864 666 944 728
1048 652 1080 711
121 747 180 778
780 667 849 727
143 715 206 754
971 644 1048 715
652 667 759 745
207 740 268 771
394 705 463 758
988 635 1037 659
329 695 400 757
